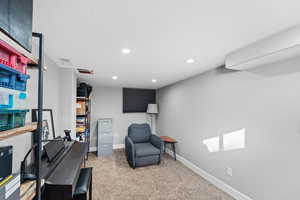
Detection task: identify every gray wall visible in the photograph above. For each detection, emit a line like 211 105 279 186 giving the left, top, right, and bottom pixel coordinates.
157 57 300 200
90 86 149 150
58 67 77 138
27 56 61 133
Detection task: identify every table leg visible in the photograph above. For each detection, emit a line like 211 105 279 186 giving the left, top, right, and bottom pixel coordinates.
172 143 176 161
164 142 166 153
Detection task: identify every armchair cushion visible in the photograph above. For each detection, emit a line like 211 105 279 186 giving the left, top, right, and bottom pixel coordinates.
135 143 160 157
128 124 152 143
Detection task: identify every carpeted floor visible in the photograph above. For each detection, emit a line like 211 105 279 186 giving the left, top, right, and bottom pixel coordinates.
86 149 235 200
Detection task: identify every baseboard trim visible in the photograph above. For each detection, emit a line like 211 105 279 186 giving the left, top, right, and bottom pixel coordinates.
113 144 125 149
89 144 125 152
89 146 97 152
165 149 253 200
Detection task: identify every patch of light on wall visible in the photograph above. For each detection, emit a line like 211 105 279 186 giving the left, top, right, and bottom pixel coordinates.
223 128 246 151
203 136 220 153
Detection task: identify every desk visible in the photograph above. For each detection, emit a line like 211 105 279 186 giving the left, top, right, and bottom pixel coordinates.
160 136 177 160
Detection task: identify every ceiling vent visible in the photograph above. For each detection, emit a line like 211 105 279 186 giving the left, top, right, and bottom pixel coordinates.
225 25 300 70
59 58 72 66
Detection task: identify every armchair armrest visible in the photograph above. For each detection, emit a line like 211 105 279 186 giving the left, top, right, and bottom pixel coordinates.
150 135 164 154
125 136 135 168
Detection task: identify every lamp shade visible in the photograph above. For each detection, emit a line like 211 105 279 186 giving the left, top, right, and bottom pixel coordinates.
147 104 158 114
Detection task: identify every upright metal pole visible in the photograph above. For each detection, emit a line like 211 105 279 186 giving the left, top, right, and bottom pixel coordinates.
32 32 43 200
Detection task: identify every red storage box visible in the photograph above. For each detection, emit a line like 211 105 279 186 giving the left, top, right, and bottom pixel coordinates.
0 40 29 74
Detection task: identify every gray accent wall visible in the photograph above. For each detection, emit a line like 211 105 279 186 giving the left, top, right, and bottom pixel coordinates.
90 86 149 150
157 57 300 200
58 67 77 139
26 55 61 133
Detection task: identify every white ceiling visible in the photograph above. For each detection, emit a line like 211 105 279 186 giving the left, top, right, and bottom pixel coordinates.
33 0 300 89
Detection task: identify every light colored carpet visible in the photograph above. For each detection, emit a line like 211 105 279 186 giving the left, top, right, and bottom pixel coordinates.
86 149 235 200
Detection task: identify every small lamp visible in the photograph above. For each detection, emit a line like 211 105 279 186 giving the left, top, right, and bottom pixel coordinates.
147 104 159 133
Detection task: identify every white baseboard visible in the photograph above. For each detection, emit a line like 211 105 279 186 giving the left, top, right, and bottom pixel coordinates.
165 149 253 200
113 144 125 149
89 146 97 152
89 144 125 152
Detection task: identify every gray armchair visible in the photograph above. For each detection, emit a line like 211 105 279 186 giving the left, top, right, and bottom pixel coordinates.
125 123 164 168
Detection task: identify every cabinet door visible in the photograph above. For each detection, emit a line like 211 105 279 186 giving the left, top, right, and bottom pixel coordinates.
8 0 33 51
0 0 9 33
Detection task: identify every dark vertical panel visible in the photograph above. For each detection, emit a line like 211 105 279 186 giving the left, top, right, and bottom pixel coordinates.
0 0 9 33
8 0 33 51
123 88 156 113
0 0 33 51
32 32 43 200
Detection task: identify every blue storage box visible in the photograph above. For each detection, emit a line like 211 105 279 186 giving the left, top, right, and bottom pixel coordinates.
0 63 30 91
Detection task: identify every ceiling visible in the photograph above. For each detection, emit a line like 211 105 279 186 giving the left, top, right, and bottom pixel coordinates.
33 0 300 89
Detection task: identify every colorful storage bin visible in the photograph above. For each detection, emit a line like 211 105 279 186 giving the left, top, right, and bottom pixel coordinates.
0 40 29 74
0 63 29 91
0 109 29 131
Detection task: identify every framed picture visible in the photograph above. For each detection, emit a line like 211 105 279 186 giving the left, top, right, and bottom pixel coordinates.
42 120 50 140
32 109 56 139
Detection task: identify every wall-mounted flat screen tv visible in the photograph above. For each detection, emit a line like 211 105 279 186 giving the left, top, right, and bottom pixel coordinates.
123 88 156 113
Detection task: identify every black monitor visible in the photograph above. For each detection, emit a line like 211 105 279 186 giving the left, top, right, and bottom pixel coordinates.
123 88 156 113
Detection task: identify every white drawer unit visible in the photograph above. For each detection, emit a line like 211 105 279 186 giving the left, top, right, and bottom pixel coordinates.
97 118 113 157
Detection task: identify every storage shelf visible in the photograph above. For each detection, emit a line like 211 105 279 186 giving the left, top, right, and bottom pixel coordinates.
0 31 38 65
76 97 89 101
76 96 91 148
0 122 37 141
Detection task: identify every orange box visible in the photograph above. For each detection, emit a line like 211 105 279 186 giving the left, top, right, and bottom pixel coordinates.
76 101 86 115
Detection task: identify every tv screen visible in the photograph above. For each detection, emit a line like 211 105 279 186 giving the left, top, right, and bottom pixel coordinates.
123 88 156 113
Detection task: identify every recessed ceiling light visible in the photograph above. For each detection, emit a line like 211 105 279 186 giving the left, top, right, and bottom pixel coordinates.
186 59 195 64
112 76 118 80
152 79 157 83
122 48 131 54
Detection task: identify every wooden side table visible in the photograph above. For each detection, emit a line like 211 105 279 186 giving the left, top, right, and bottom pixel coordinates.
160 136 177 160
